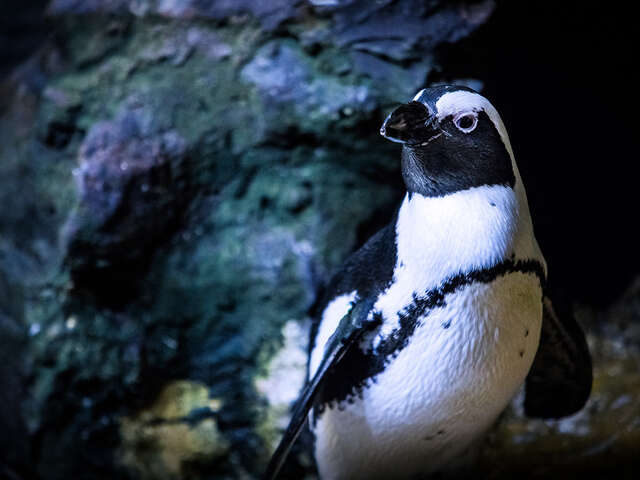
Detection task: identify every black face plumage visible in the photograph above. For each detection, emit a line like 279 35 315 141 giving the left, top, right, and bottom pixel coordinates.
381 87 515 198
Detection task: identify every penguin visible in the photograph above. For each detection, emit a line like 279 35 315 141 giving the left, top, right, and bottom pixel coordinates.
264 85 592 479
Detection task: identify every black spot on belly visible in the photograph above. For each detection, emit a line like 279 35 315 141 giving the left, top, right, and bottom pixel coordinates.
489 202 496 207
312 258 546 420
519 350 525 358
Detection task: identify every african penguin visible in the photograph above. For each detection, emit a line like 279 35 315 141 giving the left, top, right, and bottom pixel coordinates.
264 85 592 480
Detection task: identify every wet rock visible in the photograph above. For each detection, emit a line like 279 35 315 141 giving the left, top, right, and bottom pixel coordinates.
0 271 29 476
120 380 228 480
325 0 496 59
184 28 232 61
47 0 132 16
0 56 76 286
241 40 376 134
135 25 233 68
0 1 498 478
241 42 314 107
38 85 83 149
74 19 130 68
350 50 431 95
63 106 191 305
155 0 304 31
49 0 305 30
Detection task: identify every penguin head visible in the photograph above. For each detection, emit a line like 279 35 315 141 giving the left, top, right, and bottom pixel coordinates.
380 85 516 197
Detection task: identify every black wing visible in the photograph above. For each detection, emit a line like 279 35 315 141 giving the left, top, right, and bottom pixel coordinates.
524 296 592 418
263 295 380 480
264 216 398 479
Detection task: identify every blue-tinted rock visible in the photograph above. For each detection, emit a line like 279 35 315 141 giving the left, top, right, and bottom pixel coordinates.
0 1 494 478
62 105 190 304
49 0 305 30
328 0 495 59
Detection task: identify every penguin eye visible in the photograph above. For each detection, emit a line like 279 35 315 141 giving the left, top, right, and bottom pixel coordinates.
454 112 478 133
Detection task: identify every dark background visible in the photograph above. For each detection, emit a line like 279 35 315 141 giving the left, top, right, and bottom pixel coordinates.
437 0 639 306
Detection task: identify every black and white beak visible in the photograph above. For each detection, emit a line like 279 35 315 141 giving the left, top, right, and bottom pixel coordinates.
380 101 439 145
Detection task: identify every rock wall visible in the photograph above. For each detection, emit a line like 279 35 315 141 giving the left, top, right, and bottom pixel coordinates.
0 1 495 478
1 1 638 479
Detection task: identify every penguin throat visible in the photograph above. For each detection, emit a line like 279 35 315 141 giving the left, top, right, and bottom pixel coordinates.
395 186 520 282
400 134 515 198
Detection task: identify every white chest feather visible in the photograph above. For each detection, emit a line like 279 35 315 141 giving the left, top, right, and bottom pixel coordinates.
314 273 542 480
310 185 546 479
373 186 542 342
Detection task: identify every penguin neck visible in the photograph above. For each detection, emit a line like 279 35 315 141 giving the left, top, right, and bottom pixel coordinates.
394 182 542 285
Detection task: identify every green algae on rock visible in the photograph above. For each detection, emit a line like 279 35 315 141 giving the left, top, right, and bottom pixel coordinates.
120 380 228 480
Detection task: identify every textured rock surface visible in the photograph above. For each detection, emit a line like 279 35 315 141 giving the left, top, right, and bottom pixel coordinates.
1 1 638 479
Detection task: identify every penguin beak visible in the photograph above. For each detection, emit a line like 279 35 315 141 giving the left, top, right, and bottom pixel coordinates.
380 101 439 145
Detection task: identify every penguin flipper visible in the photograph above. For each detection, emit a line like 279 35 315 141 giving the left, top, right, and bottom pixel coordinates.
524 296 592 418
263 295 380 480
